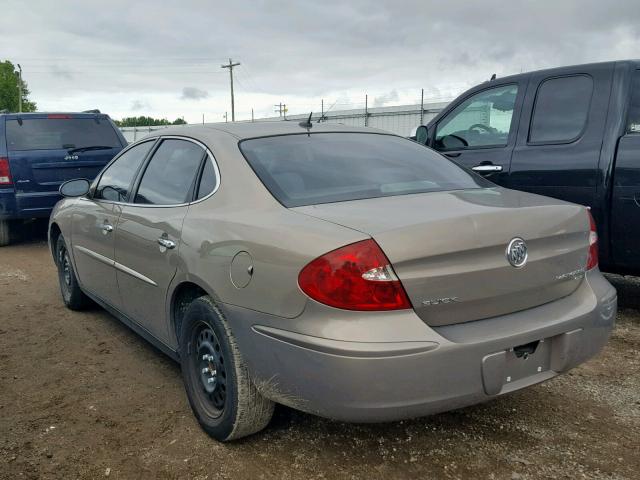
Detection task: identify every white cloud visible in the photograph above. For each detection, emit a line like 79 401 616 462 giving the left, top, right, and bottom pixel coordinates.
2 0 639 123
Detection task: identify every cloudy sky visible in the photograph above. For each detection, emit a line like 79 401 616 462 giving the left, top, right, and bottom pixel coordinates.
2 0 639 123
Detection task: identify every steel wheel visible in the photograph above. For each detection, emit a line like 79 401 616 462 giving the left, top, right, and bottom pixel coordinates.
193 322 227 417
57 241 72 298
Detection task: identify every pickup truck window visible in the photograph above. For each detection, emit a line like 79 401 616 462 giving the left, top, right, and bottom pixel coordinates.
529 75 593 144
434 84 518 151
627 70 640 134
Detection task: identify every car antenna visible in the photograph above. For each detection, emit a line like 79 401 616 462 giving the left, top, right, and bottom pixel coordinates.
299 112 313 135
490 73 497 81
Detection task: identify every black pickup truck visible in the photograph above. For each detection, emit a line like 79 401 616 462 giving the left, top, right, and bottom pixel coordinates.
415 60 640 274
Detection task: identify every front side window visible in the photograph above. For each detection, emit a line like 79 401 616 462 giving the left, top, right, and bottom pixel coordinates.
134 139 204 205
529 75 593 144
240 133 490 208
94 141 154 202
6 118 121 151
435 84 518 150
626 70 640 134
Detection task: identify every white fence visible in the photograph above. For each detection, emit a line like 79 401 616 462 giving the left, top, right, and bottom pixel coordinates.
119 101 449 143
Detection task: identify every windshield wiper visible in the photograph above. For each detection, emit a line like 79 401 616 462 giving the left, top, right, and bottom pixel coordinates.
67 145 115 154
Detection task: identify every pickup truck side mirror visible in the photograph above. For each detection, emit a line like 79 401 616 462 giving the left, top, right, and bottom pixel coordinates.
415 125 430 145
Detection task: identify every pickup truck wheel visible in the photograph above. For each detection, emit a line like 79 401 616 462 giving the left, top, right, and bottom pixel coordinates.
179 296 274 442
55 235 90 310
0 220 10 246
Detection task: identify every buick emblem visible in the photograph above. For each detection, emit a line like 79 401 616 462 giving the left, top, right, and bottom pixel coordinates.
506 237 528 268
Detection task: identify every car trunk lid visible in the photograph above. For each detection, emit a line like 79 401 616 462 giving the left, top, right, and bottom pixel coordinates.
293 188 590 326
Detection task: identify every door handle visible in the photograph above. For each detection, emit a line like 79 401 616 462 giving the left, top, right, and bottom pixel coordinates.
101 223 114 234
444 152 461 158
157 237 176 250
472 164 503 173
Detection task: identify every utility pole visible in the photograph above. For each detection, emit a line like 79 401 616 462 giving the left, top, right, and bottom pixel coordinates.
223 112 228 123
17 64 23 113
364 94 368 127
221 58 240 121
251 108 254 122
420 88 424 125
274 103 287 118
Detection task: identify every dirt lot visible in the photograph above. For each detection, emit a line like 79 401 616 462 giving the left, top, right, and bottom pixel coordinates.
1 230 639 480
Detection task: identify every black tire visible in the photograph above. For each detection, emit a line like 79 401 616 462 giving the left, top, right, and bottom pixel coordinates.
55 235 90 310
179 296 274 441
0 220 10 247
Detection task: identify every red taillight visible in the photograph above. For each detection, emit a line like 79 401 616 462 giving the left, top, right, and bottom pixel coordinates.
586 210 598 270
47 114 72 119
298 239 412 311
0 157 12 186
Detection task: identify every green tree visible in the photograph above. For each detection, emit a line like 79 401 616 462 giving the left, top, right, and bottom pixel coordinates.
114 116 188 127
0 60 37 112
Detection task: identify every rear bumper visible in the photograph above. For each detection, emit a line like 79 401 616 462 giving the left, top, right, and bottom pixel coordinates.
0 190 59 220
224 269 616 422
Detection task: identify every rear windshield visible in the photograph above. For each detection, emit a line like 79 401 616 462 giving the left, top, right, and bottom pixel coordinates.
6 118 121 151
239 133 489 207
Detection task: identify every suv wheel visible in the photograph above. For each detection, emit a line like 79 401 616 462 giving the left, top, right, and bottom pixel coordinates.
179 296 274 441
0 220 10 246
55 235 90 310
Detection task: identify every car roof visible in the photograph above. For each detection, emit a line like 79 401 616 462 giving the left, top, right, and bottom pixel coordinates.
148 121 394 141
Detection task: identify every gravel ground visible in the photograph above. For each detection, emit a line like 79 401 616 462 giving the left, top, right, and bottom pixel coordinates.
0 230 639 479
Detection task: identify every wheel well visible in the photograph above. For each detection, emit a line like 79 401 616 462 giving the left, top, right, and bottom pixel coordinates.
172 282 207 341
49 223 62 260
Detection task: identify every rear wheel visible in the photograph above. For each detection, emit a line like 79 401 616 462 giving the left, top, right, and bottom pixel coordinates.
55 235 90 310
179 296 274 441
0 220 10 246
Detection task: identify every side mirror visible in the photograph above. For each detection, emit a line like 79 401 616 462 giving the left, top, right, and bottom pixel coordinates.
60 178 90 198
415 125 430 145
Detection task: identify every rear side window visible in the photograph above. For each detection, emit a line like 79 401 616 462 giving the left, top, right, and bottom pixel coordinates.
6 118 121 151
95 141 154 202
528 75 593 144
626 70 640 134
240 133 490 208
196 157 218 200
135 139 204 205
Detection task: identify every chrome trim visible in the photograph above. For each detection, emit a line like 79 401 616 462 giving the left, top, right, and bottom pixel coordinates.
472 164 503 173
113 261 158 287
74 245 114 267
92 135 220 209
74 245 157 286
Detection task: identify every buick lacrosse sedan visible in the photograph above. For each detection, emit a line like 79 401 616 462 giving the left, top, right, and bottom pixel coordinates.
49 122 617 441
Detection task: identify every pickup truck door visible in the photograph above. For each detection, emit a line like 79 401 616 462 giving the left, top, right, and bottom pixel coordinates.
611 69 640 271
509 63 613 209
428 80 526 184
114 138 206 345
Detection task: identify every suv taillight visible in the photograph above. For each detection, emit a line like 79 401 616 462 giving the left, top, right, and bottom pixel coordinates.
0 157 12 186
586 210 598 270
298 239 411 311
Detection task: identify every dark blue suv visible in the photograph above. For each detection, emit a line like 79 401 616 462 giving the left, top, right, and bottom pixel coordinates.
0 111 126 245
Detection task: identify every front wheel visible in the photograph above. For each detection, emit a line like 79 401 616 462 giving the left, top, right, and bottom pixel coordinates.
179 296 274 441
56 235 90 310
